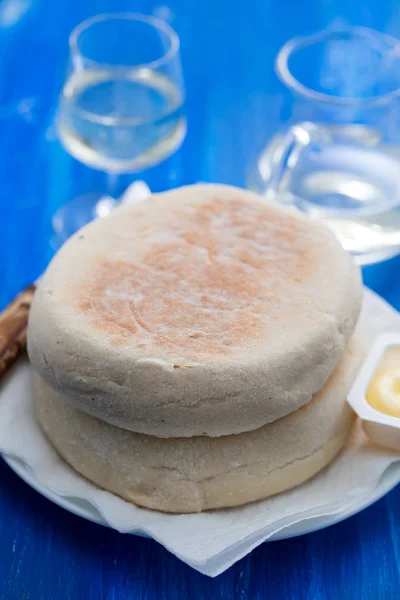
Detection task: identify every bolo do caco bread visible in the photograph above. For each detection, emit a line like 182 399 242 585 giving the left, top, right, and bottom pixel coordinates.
28 184 363 513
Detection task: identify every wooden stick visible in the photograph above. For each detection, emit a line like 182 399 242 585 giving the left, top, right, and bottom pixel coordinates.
0 284 36 381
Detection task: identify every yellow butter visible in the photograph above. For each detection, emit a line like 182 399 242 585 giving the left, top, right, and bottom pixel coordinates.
366 347 400 418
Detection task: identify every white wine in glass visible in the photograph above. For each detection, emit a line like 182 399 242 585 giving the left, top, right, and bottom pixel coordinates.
59 67 185 173
55 13 186 241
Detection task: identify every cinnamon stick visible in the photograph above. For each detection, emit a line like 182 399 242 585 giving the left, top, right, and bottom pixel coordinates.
0 284 36 381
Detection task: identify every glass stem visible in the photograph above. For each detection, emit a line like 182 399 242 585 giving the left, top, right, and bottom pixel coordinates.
107 171 120 199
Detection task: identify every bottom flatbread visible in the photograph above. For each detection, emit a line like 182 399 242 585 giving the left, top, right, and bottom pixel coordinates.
33 337 364 513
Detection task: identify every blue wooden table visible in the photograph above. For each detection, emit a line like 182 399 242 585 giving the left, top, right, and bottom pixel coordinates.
2 0 400 597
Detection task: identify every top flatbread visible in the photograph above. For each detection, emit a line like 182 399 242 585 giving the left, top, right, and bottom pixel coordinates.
27 184 362 436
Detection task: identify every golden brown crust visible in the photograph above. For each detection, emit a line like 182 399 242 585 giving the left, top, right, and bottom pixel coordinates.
76 197 318 358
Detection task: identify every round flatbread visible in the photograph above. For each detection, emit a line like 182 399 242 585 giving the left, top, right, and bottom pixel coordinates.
34 336 363 513
28 184 362 437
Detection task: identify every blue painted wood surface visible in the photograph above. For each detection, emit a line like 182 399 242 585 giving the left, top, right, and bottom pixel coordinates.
2 0 400 597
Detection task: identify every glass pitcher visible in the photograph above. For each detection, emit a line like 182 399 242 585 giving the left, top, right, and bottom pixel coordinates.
249 25 400 265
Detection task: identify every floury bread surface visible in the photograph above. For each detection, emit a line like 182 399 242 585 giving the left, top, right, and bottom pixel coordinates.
28 184 362 437
34 336 363 513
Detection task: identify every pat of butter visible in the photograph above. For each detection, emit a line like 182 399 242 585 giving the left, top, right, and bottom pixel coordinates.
366 348 400 418
348 333 400 451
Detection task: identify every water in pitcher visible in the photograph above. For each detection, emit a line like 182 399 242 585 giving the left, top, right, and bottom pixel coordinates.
252 126 400 265
260 26 400 264
58 68 186 173
286 140 400 264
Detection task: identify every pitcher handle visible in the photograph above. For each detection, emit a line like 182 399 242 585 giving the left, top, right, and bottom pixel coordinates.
266 121 331 199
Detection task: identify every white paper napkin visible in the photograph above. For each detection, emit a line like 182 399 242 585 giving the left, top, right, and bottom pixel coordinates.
1 288 400 577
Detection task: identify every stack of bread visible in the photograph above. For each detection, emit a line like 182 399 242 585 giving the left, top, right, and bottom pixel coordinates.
27 184 363 513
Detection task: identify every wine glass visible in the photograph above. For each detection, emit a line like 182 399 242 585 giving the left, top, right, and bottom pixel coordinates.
53 12 186 242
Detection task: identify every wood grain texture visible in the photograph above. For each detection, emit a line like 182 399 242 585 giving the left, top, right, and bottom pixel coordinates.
1 0 400 598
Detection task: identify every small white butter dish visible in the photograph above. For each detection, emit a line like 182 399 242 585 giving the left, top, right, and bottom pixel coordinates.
348 332 400 451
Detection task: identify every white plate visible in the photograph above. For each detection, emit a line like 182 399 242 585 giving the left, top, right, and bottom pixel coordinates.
3 453 400 541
